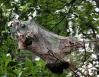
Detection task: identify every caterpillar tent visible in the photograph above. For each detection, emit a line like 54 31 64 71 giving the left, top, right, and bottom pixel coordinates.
9 17 84 73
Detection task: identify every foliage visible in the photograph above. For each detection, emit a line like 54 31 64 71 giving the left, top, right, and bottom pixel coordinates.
0 0 99 77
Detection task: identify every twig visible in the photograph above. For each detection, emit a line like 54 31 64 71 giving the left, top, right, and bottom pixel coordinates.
69 67 80 77
83 38 87 62
47 48 64 62
50 0 77 30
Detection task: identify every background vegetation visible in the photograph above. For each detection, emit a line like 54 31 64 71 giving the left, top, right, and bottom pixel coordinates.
0 0 99 77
